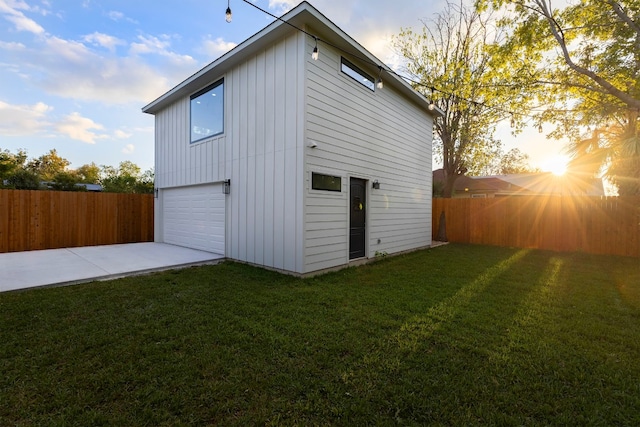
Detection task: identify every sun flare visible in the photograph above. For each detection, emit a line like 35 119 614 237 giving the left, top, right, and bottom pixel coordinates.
543 155 569 176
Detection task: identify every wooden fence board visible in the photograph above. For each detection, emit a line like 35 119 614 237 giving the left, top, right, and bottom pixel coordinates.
3 190 637 257
0 190 154 253
433 196 640 258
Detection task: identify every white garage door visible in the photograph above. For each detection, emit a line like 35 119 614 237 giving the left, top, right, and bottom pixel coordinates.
162 184 225 254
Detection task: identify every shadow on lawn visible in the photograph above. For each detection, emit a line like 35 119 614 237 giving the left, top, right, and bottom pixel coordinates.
335 250 581 424
333 250 640 425
2 245 639 426
390 249 531 354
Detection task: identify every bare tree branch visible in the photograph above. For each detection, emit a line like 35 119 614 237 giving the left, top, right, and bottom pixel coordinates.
532 0 640 109
607 0 640 36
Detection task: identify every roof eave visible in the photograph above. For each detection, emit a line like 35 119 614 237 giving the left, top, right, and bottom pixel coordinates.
142 6 305 114
142 1 440 117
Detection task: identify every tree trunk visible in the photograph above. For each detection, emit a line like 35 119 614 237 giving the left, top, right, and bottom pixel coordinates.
442 168 460 198
436 210 448 242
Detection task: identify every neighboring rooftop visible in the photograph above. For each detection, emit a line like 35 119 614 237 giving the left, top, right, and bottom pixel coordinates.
433 169 605 197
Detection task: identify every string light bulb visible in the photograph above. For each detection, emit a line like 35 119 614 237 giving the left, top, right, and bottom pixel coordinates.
232 0 549 124
428 87 435 110
376 66 383 89
311 37 319 60
225 0 232 23
510 114 515 128
538 123 543 133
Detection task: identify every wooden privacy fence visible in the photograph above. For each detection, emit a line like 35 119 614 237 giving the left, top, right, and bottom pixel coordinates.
433 196 640 258
0 190 154 253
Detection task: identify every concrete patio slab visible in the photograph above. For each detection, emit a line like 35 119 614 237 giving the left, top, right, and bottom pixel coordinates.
0 243 224 293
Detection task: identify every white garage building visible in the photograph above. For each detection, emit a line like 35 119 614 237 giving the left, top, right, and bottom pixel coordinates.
142 1 440 275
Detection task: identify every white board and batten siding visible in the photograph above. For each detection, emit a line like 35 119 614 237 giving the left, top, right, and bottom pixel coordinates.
154 100 227 189
152 12 433 274
226 31 305 273
154 31 306 272
303 38 433 273
153 76 229 253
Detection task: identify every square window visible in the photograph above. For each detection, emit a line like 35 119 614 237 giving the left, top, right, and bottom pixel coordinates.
190 80 224 143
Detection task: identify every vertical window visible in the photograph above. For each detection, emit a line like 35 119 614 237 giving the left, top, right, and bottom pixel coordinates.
190 80 224 143
340 58 375 91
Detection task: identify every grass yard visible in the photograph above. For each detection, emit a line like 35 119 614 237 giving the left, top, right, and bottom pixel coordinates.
1 244 639 426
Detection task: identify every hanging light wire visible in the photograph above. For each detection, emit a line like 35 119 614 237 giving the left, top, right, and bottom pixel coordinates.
238 0 543 122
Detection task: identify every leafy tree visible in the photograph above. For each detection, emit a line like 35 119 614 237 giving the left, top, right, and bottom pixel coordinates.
467 147 536 176
477 0 640 195
496 148 536 175
100 161 153 194
394 2 532 197
75 162 101 184
26 149 70 181
101 163 137 193
134 168 155 194
0 148 28 185
464 139 505 176
50 171 85 192
4 169 41 190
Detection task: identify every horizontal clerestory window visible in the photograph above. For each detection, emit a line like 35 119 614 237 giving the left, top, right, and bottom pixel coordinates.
340 57 375 91
312 172 342 192
190 79 224 143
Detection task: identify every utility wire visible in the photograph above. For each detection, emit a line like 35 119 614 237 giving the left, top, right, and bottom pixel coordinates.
239 0 541 122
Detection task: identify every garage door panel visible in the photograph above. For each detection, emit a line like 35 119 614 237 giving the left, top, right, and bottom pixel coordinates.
163 184 225 254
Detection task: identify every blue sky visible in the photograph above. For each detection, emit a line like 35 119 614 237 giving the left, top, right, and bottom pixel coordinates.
0 0 567 173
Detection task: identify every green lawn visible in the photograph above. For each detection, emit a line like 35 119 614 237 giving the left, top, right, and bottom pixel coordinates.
1 244 639 426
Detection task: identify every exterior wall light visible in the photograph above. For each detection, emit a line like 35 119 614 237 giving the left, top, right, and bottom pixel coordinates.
311 37 319 60
372 180 380 189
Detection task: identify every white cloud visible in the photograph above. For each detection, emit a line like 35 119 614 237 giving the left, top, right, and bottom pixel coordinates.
45 35 92 64
0 99 52 136
268 0 298 14
55 112 106 144
0 61 21 73
114 129 132 139
200 36 237 60
133 126 153 133
0 40 25 50
107 10 138 24
0 0 46 34
107 10 123 20
130 34 170 55
121 143 135 154
82 32 124 51
6 14 44 33
129 33 196 67
30 4 50 16
6 34 175 104
0 2 186 105
0 0 32 13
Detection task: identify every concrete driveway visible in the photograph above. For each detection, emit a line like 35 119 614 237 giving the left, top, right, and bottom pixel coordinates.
0 243 224 293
